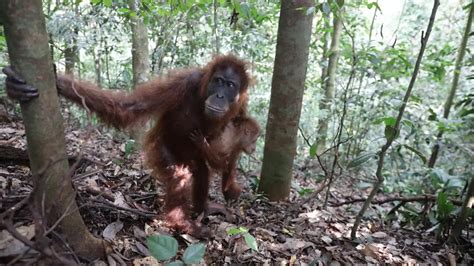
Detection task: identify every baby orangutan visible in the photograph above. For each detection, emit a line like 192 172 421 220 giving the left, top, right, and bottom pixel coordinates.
190 115 260 201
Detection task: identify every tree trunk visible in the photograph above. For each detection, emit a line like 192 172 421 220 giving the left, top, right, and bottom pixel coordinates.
0 0 105 260
428 3 473 168
129 0 150 87
64 2 78 76
258 0 314 200
128 0 150 146
449 177 474 242
93 48 102 87
316 9 343 152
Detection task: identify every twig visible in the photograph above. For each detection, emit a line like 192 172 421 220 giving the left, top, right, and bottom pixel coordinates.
350 0 440 240
1 218 76 265
332 194 462 207
88 198 157 218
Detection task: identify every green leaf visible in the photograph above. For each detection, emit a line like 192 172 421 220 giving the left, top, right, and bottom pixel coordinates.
437 192 454 218
165 261 184 266
367 2 381 11
125 139 136 157
103 0 112 7
243 232 258 251
347 153 375 168
147 235 178 261
227 227 248 236
306 6 316 16
182 243 206 264
373 116 396 126
384 125 397 140
309 144 317 158
321 2 331 14
118 7 130 14
427 108 437 121
403 145 427 164
401 119 414 129
298 187 314 196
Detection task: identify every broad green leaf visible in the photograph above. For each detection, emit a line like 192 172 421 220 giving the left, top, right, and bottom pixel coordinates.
147 235 178 261
227 227 248 236
384 125 397 140
445 178 465 189
298 188 314 196
367 1 381 11
347 153 375 168
373 116 396 126
403 145 427 164
125 139 136 157
103 0 112 7
427 108 437 121
309 144 317 158
243 232 258 251
117 7 130 14
165 261 184 266
437 192 454 218
182 243 206 264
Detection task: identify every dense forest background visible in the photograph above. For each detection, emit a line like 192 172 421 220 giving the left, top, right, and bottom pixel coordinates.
0 0 472 264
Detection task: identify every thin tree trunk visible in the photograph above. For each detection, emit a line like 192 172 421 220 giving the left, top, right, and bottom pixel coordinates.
0 0 105 260
346 3 377 159
320 14 331 91
351 0 440 240
213 0 220 54
428 3 473 168
64 1 78 76
129 0 150 87
317 9 343 152
449 177 474 242
93 47 102 87
259 0 314 200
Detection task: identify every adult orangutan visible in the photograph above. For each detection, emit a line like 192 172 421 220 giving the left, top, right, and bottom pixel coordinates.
189 116 260 201
3 55 251 238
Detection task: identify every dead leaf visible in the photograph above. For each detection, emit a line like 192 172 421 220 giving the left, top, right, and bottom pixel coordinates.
132 256 159 266
372 232 388 239
321 235 332 245
102 221 124 241
268 237 313 253
0 225 35 257
134 241 150 256
133 225 146 239
357 243 380 260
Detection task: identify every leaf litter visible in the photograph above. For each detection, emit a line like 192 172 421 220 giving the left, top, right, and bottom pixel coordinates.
0 118 471 264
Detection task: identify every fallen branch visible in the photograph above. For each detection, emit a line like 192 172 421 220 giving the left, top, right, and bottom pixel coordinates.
332 194 463 207
88 198 157 218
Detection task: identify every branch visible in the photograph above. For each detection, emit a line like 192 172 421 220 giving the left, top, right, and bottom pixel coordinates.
332 194 462 207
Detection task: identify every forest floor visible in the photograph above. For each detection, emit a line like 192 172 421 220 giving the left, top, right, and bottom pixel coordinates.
0 111 471 265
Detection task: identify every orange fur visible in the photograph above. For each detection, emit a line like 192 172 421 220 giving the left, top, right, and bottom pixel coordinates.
57 55 251 237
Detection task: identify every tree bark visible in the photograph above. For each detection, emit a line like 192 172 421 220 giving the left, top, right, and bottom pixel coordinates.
317 8 343 152
129 0 150 87
428 3 473 168
0 0 105 260
258 0 314 200
449 177 474 242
